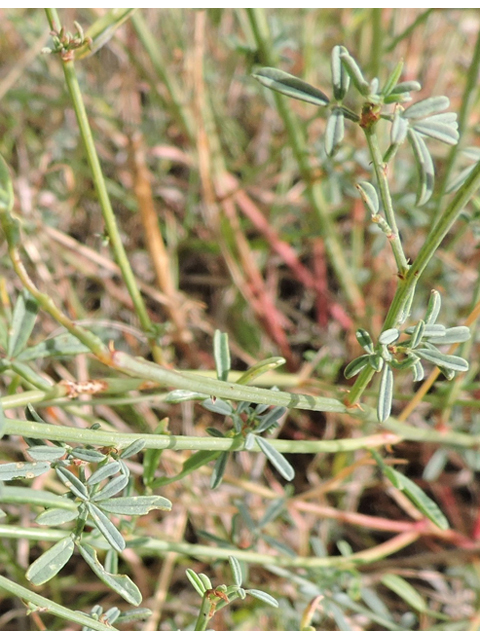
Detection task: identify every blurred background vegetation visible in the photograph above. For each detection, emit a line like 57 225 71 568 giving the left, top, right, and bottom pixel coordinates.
1 8 480 631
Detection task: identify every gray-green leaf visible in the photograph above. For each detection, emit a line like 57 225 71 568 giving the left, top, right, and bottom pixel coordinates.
26 536 74 585
98 495 172 515
253 67 330 107
255 436 294 481
86 502 125 552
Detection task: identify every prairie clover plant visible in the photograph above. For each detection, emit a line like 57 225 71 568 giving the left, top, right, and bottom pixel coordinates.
254 46 470 423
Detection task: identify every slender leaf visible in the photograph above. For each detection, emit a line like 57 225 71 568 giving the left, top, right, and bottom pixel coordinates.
356 329 374 353
381 59 404 97
245 589 279 608
356 181 379 215
253 67 330 107
331 45 350 100
391 80 421 93
18 334 91 361
27 445 66 462
77 542 142 605
202 397 233 416
344 354 370 379
26 536 74 585
255 436 294 481
119 438 146 459
87 461 121 486
235 357 285 385
214 330 231 381
7 291 38 358
36 507 78 526
56 466 89 500
409 320 425 349
0 461 50 481
381 574 427 612
92 474 129 502
427 326 470 344
403 96 450 119
339 50 370 95
153 450 220 487
211 451 229 489
389 469 449 529
415 348 469 372
71 448 107 463
99 495 172 515
424 290 442 324
86 502 125 552
379 328 399 345
390 110 409 146
255 406 286 434
324 108 345 157
377 365 393 423
186 569 207 596
408 128 434 206
229 556 243 587
413 120 459 145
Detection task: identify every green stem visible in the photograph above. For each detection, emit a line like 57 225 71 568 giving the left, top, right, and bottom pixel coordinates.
3 417 397 453
245 8 365 319
194 595 212 631
0 574 114 631
0 524 421 570
44 9 162 364
364 127 409 275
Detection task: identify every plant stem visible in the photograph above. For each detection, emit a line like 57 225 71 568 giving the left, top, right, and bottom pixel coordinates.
194 595 212 631
364 128 409 275
3 417 398 453
245 8 365 319
44 9 163 364
0 574 113 631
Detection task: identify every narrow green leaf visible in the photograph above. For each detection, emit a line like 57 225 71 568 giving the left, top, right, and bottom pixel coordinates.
408 319 425 349
324 108 345 157
424 290 442 325
253 67 330 107
415 348 469 372
28 445 66 462
86 502 125 552
99 495 172 515
120 439 146 459
229 556 243 587
56 466 89 500
199 573 213 590
202 397 233 416
427 326 470 344
356 329 374 354
377 365 393 423
18 334 91 361
36 507 78 526
408 129 434 206
245 589 279 608
331 45 350 100
344 354 370 379
356 181 379 215
403 96 450 119
391 80 421 93
368 353 384 373
339 51 370 96
116 608 152 624
390 110 409 146
77 542 142 606
379 328 399 345
255 406 286 434
92 474 129 502
71 448 107 463
0 461 50 481
390 469 449 529
255 436 294 481
381 574 427 612
164 389 209 403
26 536 74 585
411 359 425 382
381 59 404 97
87 461 121 486
235 356 286 385
210 451 229 489
406 323 445 338
186 569 207 596
413 120 459 145
8 291 38 359
213 330 231 382
153 450 220 487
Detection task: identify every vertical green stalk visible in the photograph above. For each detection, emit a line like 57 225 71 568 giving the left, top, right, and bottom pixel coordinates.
44 9 163 363
369 8 383 79
364 127 409 275
245 8 365 319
